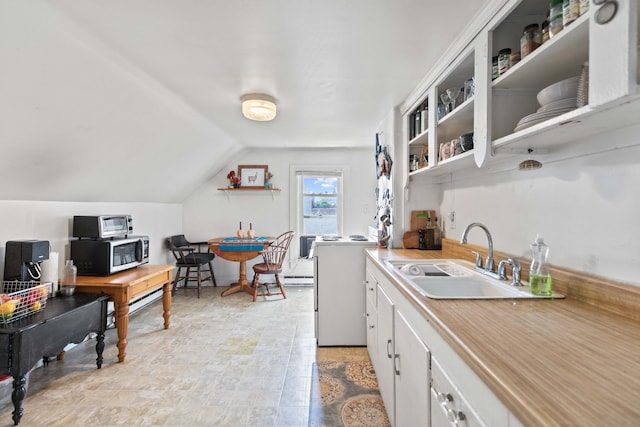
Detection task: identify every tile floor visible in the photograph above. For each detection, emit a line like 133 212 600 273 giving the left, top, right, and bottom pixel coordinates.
0 286 368 427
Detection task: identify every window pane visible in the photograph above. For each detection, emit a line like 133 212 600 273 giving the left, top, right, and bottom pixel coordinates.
303 177 337 195
302 176 338 235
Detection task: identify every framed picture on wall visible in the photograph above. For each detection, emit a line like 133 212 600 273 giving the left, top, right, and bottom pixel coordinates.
238 165 268 188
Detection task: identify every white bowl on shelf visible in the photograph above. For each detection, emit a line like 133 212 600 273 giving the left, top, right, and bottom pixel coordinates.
537 76 579 106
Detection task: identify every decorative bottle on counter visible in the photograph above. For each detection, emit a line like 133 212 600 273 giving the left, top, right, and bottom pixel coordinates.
529 235 552 296
237 222 244 239
60 260 77 296
247 223 255 239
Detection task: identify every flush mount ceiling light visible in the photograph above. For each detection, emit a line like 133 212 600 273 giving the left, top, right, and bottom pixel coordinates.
241 93 277 121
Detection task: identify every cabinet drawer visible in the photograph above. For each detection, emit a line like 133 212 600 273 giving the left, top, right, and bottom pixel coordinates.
130 272 169 296
431 356 485 427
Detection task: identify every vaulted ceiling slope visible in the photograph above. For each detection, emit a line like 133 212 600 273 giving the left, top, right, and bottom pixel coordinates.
0 0 487 203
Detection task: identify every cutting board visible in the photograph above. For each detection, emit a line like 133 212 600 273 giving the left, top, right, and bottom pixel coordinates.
410 210 437 231
402 231 420 249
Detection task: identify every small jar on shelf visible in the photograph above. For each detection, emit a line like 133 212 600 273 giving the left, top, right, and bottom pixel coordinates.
509 51 521 68
497 48 512 76
520 23 541 59
579 0 589 15
409 103 428 139
420 104 429 132
562 0 580 27
541 15 550 44
491 56 499 80
549 0 564 38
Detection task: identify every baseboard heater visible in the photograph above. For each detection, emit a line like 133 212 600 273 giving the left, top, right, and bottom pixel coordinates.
106 286 164 328
299 235 317 258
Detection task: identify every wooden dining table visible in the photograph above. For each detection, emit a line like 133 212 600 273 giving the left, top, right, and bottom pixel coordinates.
208 237 273 297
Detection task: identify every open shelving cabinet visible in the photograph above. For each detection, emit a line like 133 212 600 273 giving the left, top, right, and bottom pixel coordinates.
402 0 640 184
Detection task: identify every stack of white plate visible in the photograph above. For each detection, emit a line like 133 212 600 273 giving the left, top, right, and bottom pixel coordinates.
514 76 579 133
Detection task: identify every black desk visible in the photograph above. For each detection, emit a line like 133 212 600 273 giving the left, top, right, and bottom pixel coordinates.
0 294 108 425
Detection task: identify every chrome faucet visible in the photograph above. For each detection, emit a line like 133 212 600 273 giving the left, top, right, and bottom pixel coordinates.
498 258 523 286
460 222 495 276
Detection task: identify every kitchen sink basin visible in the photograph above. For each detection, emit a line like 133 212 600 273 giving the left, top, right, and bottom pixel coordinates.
408 276 526 298
385 259 563 299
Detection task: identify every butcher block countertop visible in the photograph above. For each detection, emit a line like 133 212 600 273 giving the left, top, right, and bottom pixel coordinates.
366 242 640 427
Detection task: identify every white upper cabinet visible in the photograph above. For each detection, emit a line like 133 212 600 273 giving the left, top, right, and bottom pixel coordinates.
402 0 639 182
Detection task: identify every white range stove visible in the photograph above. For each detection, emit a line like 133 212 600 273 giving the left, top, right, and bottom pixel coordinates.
311 234 377 346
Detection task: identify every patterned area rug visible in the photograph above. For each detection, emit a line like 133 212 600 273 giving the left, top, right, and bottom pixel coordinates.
309 360 391 427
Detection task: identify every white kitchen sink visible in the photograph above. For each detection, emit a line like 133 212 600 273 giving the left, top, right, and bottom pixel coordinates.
385 259 563 299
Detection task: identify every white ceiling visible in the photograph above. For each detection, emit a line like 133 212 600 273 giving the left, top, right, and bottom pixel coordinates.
0 0 490 202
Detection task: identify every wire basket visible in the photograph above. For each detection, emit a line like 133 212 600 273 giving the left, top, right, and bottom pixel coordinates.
0 281 52 324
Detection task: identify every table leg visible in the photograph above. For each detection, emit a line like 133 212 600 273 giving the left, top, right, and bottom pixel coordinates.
11 375 26 425
96 331 105 369
113 298 129 363
162 282 171 329
221 260 255 297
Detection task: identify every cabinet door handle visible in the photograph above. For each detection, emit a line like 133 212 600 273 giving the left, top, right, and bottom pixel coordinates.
393 354 400 375
446 407 466 425
386 339 392 358
437 391 454 404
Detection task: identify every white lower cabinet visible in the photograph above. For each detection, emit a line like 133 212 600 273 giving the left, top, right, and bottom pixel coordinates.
394 309 431 426
366 258 518 427
376 285 396 425
431 356 485 427
365 270 378 370
367 260 430 426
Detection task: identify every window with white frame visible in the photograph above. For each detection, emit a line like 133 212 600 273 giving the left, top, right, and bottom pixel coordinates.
295 170 343 236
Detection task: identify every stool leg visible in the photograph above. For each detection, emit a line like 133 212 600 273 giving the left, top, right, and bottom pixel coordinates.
196 265 202 299
185 267 192 290
275 273 287 299
171 266 182 295
209 262 217 286
252 273 260 302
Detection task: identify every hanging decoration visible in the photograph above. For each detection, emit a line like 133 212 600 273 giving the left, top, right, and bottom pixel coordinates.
374 132 393 248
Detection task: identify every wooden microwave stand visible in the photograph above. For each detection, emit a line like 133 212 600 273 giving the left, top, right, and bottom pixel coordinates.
75 264 174 363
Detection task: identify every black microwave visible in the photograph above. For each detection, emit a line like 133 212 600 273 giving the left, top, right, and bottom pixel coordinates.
71 235 149 276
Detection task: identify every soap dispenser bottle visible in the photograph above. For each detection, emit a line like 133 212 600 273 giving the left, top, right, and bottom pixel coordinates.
529 235 552 296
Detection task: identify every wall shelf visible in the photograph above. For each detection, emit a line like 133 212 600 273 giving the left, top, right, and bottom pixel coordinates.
217 187 281 200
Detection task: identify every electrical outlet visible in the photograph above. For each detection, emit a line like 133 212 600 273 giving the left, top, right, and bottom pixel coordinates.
449 211 456 229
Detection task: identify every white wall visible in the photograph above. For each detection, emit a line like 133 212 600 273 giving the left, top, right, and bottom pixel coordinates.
0 201 182 279
422 125 640 287
181 147 376 284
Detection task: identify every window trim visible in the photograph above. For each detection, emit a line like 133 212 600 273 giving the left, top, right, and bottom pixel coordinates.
289 165 348 242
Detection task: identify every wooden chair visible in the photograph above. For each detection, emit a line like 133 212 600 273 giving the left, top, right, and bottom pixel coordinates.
251 231 295 302
167 235 216 298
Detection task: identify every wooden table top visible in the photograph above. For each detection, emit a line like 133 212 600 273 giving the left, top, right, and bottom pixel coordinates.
207 237 273 262
76 264 174 287
207 237 273 245
367 247 640 427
